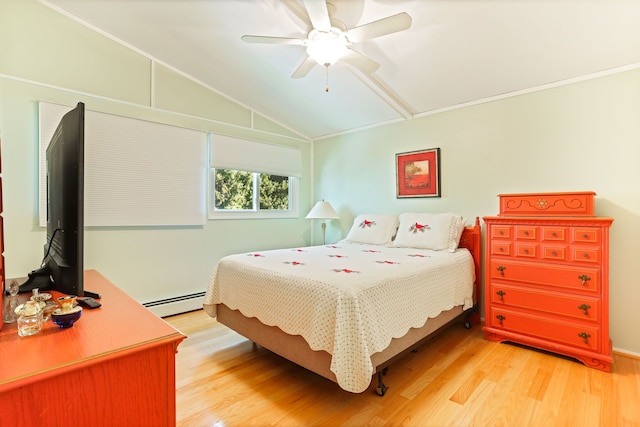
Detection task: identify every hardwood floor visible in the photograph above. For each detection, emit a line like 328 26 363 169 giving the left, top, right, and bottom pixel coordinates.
166 310 640 426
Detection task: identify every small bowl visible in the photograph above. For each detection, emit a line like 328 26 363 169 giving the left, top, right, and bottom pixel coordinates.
51 306 83 328
31 292 52 303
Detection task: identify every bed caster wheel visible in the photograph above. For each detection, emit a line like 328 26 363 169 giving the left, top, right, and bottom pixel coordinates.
375 368 389 396
464 321 471 329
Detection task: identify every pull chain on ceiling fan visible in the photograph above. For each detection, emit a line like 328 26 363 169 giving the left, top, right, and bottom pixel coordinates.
241 0 412 91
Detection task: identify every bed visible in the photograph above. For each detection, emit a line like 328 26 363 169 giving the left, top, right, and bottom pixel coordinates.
204 213 482 395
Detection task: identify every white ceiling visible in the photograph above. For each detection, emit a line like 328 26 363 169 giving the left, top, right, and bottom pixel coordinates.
43 0 640 140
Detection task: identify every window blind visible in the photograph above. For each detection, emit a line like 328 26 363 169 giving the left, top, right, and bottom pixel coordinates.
39 102 207 226
209 134 302 177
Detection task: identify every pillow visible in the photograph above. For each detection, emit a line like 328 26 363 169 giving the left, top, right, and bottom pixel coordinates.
344 214 399 245
450 214 466 252
393 212 465 252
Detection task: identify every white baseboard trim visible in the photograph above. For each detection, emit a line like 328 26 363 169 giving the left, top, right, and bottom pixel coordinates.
143 292 205 318
613 347 640 360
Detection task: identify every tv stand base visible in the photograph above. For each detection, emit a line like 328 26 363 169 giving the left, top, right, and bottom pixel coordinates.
17 267 53 294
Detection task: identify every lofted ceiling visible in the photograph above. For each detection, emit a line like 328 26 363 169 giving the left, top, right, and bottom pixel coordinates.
42 0 640 140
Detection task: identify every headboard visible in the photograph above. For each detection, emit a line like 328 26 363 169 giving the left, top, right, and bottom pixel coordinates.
458 216 482 322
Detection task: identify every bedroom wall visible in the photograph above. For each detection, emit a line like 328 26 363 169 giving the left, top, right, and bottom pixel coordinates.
311 67 640 355
0 1 312 306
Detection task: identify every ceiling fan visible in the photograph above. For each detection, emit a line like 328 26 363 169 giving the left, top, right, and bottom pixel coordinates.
241 0 412 88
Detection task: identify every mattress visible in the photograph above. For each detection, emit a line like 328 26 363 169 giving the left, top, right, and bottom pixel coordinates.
204 241 475 393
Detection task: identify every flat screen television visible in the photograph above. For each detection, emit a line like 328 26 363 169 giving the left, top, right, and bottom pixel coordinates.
19 102 85 297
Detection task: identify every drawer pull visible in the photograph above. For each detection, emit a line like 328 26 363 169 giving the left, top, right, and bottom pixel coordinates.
551 250 558 256
578 303 591 315
552 232 558 237
497 265 506 276
523 249 529 254
524 230 529 236
496 290 506 301
499 230 504 236
578 274 591 286
583 233 589 239
583 252 590 259
499 247 504 252
578 332 591 344
496 314 506 326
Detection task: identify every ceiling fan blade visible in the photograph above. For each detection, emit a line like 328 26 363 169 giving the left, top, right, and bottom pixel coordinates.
341 49 380 74
346 12 412 43
241 35 304 45
302 0 331 31
280 0 312 30
291 56 317 79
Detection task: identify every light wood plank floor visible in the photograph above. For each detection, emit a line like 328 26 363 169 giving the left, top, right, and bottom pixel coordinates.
166 310 640 427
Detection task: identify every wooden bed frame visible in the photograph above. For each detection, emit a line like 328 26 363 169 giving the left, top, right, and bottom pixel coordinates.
216 217 482 395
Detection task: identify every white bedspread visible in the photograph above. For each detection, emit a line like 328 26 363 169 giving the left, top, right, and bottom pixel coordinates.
203 241 475 393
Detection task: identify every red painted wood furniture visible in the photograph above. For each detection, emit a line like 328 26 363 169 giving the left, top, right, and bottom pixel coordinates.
0 270 186 426
483 192 613 371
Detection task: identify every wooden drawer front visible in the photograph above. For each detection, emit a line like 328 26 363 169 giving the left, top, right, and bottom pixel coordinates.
489 260 600 293
542 245 568 262
515 243 537 259
572 228 600 244
498 192 595 216
543 227 567 242
489 284 600 323
489 308 601 351
572 247 601 264
491 241 512 257
492 226 512 239
516 226 538 240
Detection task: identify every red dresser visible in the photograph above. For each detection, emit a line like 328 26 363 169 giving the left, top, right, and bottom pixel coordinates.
0 270 186 426
483 192 613 371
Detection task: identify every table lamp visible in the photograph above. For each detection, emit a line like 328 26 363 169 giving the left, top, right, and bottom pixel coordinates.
306 200 339 245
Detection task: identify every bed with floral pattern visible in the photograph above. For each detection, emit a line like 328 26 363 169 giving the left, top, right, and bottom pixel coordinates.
204 213 481 395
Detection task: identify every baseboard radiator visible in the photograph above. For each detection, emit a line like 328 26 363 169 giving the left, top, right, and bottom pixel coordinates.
143 291 205 318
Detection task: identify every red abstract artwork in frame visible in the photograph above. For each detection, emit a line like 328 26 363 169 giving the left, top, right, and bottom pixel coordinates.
396 148 441 198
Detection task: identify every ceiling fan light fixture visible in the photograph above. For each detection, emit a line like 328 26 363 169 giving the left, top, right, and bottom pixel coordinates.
306 28 349 66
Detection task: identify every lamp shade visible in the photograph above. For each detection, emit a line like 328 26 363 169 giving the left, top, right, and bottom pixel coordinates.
305 200 339 220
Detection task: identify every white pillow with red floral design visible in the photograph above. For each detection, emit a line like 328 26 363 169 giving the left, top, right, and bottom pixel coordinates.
393 212 464 252
344 214 399 245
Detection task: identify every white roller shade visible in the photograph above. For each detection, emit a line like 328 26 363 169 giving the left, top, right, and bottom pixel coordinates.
39 102 207 226
210 134 301 177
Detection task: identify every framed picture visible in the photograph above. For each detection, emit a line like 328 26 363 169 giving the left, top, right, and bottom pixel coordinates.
396 148 441 198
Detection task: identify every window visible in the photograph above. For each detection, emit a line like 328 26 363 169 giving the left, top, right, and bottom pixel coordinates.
213 169 291 211
209 135 301 219
209 169 298 218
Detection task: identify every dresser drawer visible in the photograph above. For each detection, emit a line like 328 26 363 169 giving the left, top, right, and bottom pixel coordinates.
489 260 601 293
515 243 537 259
572 246 601 264
541 245 568 262
542 226 568 242
491 241 512 256
488 307 601 351
515 226 538 240
491 226 512 239
489 283 600 323
572 228 601 244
